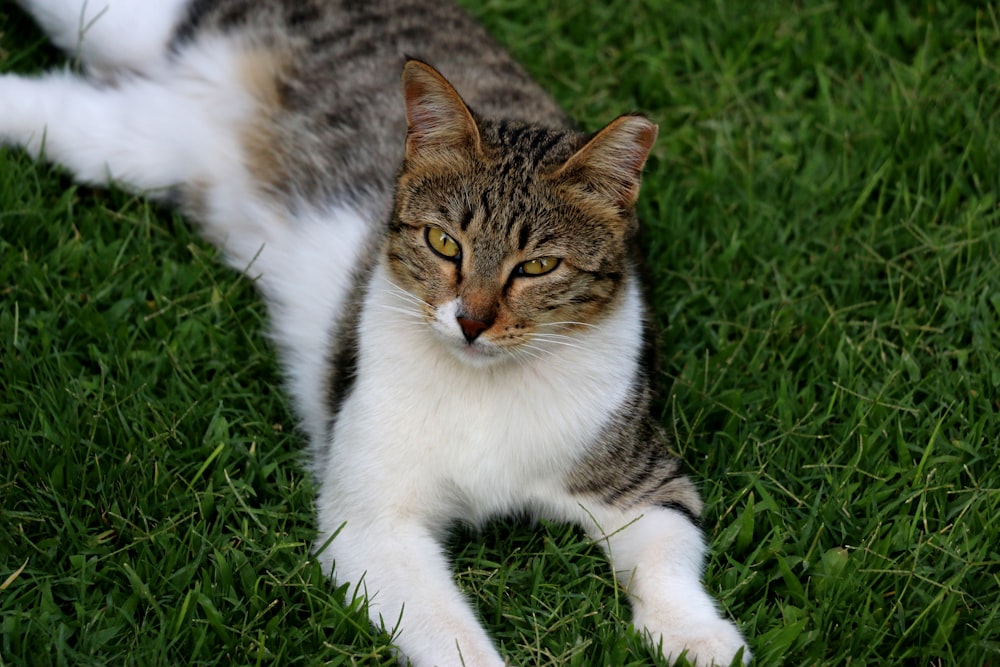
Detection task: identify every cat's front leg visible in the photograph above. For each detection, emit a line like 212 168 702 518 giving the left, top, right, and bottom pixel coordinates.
594 507 751 666
313 491 507 667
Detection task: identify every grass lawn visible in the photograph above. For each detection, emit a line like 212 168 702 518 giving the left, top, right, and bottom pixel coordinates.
2 1 998 665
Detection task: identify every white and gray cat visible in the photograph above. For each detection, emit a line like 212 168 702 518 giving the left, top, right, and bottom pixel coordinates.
0 1 750 664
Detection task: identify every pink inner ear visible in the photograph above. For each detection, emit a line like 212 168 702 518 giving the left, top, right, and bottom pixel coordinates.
403 78 431 128
403 74 443 137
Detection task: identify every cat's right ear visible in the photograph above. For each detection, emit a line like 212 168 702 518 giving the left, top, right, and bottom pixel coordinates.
402 60 481 164
552 114 658 214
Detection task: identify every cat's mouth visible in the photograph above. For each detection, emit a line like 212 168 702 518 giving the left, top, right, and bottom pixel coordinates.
429 316 511 366
444 332 506 365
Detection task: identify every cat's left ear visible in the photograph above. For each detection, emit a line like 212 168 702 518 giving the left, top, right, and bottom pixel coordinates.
553 114 658 212
402 59 481 164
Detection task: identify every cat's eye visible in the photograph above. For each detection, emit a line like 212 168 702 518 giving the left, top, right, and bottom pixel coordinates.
517 257 561 276
426 226 461 260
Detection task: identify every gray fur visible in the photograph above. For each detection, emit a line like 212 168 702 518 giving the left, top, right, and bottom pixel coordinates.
171 0 570 219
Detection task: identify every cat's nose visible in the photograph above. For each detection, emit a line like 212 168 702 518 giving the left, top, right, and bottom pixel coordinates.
457 316 492 343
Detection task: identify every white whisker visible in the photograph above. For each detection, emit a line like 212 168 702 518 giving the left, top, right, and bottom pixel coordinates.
508 347 544 367
387 293 429 311
536 320 598 329
529 334 587 352
385 279 434 309
519 342 557 362
375 303 427 320
530 332 583 342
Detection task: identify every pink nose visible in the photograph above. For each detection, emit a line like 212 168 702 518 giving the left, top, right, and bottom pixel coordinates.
457 316 491 343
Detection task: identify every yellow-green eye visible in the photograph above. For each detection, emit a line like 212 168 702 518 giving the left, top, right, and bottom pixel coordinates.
426 226 461 259
518 257 561 276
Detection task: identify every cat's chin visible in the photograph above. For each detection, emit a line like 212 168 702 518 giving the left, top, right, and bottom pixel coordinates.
437 335 509 369
453 343 507 368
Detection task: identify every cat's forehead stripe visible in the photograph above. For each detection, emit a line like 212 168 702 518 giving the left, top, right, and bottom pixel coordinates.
494 120 528 145
517 222 532 251
530 132 565 170
479 189 492 222
460 208 474 231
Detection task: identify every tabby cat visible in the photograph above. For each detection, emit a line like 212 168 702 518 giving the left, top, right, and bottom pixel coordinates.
0 0 750 664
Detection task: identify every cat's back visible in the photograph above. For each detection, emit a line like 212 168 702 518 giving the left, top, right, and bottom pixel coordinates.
170 0 570 215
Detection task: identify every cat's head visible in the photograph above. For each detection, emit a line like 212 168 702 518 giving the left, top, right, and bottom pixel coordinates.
385 60 657 367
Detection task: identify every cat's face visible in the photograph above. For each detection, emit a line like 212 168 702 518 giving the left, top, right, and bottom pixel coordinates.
387 153 624 365
383 61 657 366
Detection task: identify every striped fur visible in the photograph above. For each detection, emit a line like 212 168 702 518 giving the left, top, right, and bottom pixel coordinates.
170 0 570 218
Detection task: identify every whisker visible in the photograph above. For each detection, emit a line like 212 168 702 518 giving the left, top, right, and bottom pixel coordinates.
375 303 427 320
519 343 556 362
509 350 541 368
536 320 598 329
385 279 434 308
530 332 584 342
386 293 428 311
529 335 587 352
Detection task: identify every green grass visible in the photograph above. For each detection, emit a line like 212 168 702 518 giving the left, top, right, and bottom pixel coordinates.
2 1 998 665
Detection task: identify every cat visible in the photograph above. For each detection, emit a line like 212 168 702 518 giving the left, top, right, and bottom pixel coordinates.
0 1 750 665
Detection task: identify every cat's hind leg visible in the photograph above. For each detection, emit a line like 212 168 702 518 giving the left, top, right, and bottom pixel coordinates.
0 70 218 193
16 0 189 73
0 34 331 287
586 506 751 666
0 27 272 202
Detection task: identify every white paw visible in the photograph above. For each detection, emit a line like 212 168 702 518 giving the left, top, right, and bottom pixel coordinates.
638 613 751 666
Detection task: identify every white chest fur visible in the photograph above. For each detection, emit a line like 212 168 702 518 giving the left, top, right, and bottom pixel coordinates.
323 262 644 524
